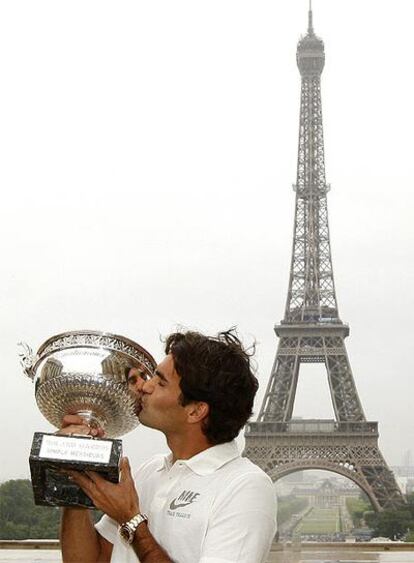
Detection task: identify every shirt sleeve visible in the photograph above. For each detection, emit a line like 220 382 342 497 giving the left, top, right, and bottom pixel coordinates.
95 514 139 563
199 471 277 563
95 513 118 544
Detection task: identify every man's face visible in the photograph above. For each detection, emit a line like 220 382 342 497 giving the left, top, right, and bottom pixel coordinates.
128 354 189 434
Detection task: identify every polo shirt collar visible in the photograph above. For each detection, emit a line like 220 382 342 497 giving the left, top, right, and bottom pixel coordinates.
156 440 240 476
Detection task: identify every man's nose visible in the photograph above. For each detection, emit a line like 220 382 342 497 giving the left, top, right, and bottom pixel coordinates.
142 378 154 394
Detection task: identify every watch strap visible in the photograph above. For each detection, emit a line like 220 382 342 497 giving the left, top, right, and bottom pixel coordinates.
128 513 148 530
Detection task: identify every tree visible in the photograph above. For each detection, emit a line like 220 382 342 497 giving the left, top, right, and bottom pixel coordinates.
365 493 414 541
0 479 102 540
0 479 60 539
374 509 413 540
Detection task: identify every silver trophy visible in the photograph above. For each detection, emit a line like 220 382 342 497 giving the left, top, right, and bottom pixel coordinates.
19 330 156 507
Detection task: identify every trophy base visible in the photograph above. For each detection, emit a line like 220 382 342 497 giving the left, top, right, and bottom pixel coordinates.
29 432 122 508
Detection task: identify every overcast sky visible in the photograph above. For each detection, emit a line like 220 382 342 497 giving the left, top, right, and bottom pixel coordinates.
1 0 413 484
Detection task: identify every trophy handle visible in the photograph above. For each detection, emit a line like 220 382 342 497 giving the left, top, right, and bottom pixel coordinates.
18 342 37 380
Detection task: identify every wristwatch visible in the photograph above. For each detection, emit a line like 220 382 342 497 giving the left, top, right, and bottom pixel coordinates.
119 513 148 544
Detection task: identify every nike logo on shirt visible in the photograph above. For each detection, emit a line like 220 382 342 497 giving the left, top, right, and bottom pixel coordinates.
169 490 200 511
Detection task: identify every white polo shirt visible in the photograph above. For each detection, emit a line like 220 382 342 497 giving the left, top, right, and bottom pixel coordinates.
96 440 277 563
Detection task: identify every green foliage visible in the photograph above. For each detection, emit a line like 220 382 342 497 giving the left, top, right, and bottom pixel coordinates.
374 509 413 540
346 496 371 527
277 495 308 526
406 529 414 542
365 493 414 541
0 479 60 539
363 510 376 528
0 479 102 540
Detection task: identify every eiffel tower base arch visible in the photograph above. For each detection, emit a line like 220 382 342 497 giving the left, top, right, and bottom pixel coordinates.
244 422 405 511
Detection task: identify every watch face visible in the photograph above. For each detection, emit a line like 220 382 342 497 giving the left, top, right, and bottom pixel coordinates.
120 525 133 544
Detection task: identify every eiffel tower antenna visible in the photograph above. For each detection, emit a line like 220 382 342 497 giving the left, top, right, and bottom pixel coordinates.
244 4 404 511
308 0 314 34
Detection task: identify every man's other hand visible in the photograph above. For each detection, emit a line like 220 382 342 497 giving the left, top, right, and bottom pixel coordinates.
57 414 105 438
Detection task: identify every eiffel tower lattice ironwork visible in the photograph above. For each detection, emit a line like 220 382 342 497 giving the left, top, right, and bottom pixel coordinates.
244 4 404 510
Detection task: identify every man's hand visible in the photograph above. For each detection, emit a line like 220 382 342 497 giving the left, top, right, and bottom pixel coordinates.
57 414 105 438
68 457 140 524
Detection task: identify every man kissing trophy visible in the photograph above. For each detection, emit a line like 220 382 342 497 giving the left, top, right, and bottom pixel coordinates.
19 330 156 507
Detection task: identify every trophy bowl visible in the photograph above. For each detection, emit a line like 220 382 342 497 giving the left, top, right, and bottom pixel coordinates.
19 330 157 507
21 330 157 437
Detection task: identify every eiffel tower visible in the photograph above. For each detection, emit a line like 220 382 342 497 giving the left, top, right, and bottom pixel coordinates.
244 3 404 510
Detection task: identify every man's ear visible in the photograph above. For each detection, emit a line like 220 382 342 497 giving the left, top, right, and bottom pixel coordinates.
186 401 209 424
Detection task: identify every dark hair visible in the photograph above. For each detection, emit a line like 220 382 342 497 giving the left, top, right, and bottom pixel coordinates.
164 329 258 445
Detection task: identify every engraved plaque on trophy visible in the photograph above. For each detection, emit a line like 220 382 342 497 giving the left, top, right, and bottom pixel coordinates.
19 331 156 508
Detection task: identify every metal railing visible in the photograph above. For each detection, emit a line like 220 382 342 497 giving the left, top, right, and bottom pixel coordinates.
246 420 378 435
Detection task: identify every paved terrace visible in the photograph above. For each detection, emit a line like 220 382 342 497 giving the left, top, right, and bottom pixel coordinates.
1 541 414 562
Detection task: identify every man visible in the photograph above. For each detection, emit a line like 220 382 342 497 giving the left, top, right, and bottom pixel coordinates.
60 330 277 562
